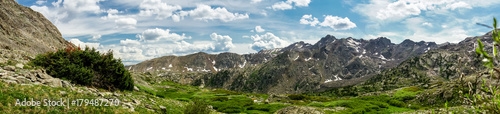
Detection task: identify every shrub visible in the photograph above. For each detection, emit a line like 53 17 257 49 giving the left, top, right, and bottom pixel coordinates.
184 98 210 114
388 99 405 107
211 96 228 102
30 46 134 91
288 94 306 100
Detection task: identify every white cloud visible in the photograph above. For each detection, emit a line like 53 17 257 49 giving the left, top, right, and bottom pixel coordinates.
320 15 356 30
30 0 104 24
288 0 311 7
119 46 142 53
36 0 47 5
251 0 263 3
120 39 141 46
136 28 190 42
210 33 234 51
89 34 101 41
62 0 103 13
271 1 293 10
271 0 311 10
255 26 266 33
445 1 472 10
180 4 249 22
353 0 479 22
139 0 182 19
301 15 357 30
115 18 137 29
422 22 433 27
250 32 289 51
300 14 319 26
69 39 100 49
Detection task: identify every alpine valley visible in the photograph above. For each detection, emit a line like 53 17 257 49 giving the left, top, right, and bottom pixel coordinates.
1 0 499 113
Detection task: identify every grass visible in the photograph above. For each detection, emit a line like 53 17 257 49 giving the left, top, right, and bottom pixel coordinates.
0 81 132 113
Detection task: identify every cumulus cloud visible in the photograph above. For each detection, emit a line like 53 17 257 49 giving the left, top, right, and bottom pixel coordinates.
271 1 293 10
30 0 104 24
36 0 46 5
354 0 476 21
300 14 319 26
250 33 289 51
271 0 311 10
210 33 234 51
254 26 266 33
179 4 249 22
422 22 433 27
62 0 103 13
119 46 142 53
89 34 101 41
251 0 263 3
300 15 357 30
120 39 141 46
115 18 137 29
139 0 182 20
445 1 472 10
136 28 190 42
69 39 100 49
319 15 357 30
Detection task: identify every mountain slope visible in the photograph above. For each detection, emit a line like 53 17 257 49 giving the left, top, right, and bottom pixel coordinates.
129 35 438 94
0 0 72 56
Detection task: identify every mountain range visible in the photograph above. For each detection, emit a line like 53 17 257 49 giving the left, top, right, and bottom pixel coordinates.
126 34 455 94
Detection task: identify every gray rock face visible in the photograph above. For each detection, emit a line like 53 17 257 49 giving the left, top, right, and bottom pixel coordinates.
0 0 74 56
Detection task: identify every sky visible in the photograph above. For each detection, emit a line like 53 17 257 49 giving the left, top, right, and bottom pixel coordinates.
15 0 500 65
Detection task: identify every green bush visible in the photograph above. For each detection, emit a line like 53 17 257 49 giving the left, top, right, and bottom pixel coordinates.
184 98 210 114
30 46 134 91
211 96 228 102
210 96 253 113
288 94 306 100
388 99 405 107
393 87 422 101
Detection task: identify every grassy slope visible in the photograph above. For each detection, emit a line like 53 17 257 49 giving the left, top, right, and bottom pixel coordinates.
0 69 477 114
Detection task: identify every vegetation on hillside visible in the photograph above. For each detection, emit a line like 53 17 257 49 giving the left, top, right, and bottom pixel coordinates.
473 17 500 113
29 45 134 91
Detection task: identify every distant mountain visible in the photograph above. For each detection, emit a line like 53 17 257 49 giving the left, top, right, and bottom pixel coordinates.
0 0 73 56
128 34 439 94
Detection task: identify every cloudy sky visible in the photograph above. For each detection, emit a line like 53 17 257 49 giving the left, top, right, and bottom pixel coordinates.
15 0 500 65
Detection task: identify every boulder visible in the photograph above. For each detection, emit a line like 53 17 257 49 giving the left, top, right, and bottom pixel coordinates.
0 58 6 64
99 92 113 96
35 70 53 79
3 80 17 84
15 63 24 69
122 103 134 112
61 80 72 87
3 66 15 71
134 86 140 91
44 78 62 87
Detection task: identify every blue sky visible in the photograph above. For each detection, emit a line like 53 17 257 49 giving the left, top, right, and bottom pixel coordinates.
15 0 500 65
